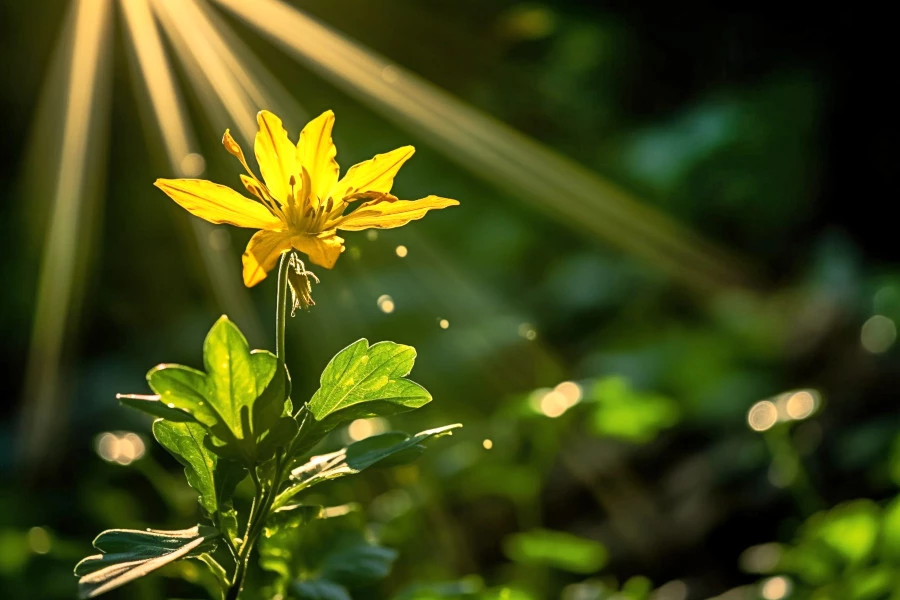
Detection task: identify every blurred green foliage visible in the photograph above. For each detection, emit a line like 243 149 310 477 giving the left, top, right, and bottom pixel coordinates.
1 0 897 599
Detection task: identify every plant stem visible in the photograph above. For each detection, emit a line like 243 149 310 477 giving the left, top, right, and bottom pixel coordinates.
225 256 292 600
275 252 290 361
225 458 285 600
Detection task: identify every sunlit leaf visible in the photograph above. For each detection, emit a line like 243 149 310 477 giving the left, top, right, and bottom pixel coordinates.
152 420 246 518
308 339 431 427
74 525 218 598
202 316 267 438
115 394 196 423
146 364 221 430
275 424 461 509
145 316 294 461
502 529 607 574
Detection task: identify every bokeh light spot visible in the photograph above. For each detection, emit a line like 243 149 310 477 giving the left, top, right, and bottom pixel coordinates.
861 314 896 354
653 580 688 600
499 5 558 40
554 381 582 406
395 245 408 257
739 543 783 574
482 439 493 450
785 390 817 420
761 576 791 600
438 318 450 329
748 401 778 432
95 431 146 466
377 294 395 313
208 228 231 251
518 323 537 340
347 417 389 442
366 230 378 241
539 391 569 418
27 527 51 555
381 65 399 83
180 152 205 177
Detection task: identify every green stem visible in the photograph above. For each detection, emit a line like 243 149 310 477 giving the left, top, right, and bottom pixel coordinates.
225 255 293 600
225 458 285 600
275 252 290 361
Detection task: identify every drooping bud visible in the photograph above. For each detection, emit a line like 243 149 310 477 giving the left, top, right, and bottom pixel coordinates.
286 252 319 315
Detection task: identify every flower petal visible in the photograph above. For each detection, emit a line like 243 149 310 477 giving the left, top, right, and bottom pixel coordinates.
254 111 297 205
297 110 339 207
154 178 281 229
291 233 345 269
331 145 415 201
333 194 459 231
241 230 294 287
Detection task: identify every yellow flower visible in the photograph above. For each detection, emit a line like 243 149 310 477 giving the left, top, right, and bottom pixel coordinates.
155 110 458 287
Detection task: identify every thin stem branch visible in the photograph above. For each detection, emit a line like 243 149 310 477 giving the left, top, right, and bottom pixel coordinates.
225 457 286 600
275 252 290 361
225 256 293 600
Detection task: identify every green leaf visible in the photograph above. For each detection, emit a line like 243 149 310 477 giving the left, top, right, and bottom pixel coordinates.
260 510 395 595
882 497 900 562
74 525 219 598
146 316 294 461
264 504 325 539
275 424 461 509
292 580 352 600
502 529 607 574
391 578 484 600
257 417 300 462
152 420 246 517
317 536 397 588
813 500 880 566
116 394 196 423
202 316 264 439
147 364 221 430
252 354 289 437
308 339 431 427
588 377 679 444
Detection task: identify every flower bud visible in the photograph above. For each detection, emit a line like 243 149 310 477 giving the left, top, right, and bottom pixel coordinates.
286 253 319 315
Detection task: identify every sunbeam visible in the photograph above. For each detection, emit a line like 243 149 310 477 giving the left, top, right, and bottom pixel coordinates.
120 0 264 345
213 0 758 296
19 0 113 469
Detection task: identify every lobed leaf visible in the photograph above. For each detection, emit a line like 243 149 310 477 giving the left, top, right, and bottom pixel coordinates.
274 424 461 509
142 316 294 462
152 420 246 517
115 394 196 423
308 339 431 428
74 525 219 598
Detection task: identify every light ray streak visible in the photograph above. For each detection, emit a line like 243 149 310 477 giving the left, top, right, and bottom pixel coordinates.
20 0 113 469
152 0 302 141
213 0 757 295
187 0 306 124
152 0 256 139
120 0 264 345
